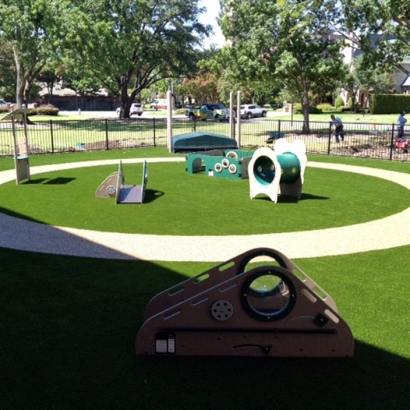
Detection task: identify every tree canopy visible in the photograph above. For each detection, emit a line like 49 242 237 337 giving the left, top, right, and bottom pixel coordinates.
64 0 212 117
0 0 63 106
219 0 346 131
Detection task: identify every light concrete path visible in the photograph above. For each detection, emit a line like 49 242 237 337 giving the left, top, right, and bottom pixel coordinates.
1 158 410 262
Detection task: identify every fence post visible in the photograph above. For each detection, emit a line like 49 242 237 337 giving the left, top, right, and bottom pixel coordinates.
389 124 395 161
327 123 332 155
50 120 54 154
105 119 109 150
153 117 156 147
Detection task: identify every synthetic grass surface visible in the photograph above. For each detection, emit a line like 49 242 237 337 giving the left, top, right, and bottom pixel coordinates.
0 246 409 410
1 150 409 409
1 156 409 234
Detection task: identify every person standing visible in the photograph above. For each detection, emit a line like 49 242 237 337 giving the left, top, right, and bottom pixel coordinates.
397 111 407 140
330 115 344 143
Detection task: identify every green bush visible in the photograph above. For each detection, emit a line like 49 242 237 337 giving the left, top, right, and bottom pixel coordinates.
293 104 322 114
370 94 410 114
316 103 334 112
335 96 344 108
34 104 59 116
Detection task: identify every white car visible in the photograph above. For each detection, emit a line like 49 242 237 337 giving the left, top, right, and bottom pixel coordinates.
240 104 267 119
116 103 143 117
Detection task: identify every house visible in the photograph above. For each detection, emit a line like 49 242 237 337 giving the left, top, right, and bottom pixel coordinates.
38 84 119 111
336 33 410 108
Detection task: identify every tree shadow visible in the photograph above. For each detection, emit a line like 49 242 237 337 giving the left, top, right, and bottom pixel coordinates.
25 177 76 185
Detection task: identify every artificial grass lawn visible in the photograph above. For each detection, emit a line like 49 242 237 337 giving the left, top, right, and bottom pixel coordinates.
1 150 410 409
1 153 410 234
1 245 409 410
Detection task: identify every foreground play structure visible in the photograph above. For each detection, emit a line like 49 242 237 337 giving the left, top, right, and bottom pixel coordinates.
96 160 148 204
136 247 354 357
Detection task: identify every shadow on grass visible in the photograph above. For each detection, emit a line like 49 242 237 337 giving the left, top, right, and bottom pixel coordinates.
0 245 409 410
25 177 76 185
144 189 164 203
252 193 329 204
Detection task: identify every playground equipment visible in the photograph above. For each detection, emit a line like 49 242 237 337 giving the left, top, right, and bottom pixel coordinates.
1 108 32 184
136 247 354 357
248 140 307 203
185 149 254 180
172 131 238 153
96 160 148 204
395 138 409 153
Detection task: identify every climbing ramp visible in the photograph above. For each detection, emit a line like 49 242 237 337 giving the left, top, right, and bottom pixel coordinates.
116 160 148 204
136 247 354 357
96 160 148 204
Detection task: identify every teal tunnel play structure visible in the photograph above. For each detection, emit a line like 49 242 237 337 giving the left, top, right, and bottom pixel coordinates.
252 152 301 186
248 140 307 203
186 149 254 180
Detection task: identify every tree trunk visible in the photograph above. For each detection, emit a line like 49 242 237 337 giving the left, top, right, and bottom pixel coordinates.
301 90 310 133
13 49 25 109
120 76 131 119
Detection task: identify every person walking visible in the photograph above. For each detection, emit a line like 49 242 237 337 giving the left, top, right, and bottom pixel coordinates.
330 115 344 143
397 111 407 140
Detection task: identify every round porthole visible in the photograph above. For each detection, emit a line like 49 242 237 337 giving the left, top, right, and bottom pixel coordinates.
221 158 230 168
226 151 238 158
241 267 296 321
228 164 237 174
214 163 223 173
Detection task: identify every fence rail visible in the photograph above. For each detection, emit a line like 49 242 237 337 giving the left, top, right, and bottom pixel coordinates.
0 116 408 161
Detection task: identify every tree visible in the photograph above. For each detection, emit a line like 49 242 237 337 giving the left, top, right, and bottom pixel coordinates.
67 0 212 118
336 0 410 75
220 0 347 132
0 0 63 107
0 38 16 100
181 72 220 104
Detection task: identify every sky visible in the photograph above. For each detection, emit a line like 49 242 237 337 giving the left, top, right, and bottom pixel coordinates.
198 0 225 48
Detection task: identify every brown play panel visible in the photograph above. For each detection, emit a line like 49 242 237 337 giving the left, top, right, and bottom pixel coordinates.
136 248 354 357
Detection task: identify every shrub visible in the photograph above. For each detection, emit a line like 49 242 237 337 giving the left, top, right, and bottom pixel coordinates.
335 96 344 108
293 104 322 114
34 104 59 116
316 103 334 112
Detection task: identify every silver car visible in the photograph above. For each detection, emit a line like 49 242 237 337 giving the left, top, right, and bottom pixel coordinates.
116 103 143 117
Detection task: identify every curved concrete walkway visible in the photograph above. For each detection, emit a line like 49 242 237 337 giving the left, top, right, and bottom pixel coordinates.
1 158 410 262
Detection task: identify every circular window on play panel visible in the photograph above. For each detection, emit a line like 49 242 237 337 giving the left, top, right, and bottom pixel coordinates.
242 270 296 321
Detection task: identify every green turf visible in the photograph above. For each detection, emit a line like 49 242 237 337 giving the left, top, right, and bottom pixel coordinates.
1 149 410 410
1 157 409 234
0 246 409 410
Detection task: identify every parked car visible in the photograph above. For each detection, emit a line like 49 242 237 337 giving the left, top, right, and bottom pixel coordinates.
240 104 267 119
186 103 229 121
116 103 143 117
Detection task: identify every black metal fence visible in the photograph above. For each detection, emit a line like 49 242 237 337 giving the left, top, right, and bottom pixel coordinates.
0 116 408 161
